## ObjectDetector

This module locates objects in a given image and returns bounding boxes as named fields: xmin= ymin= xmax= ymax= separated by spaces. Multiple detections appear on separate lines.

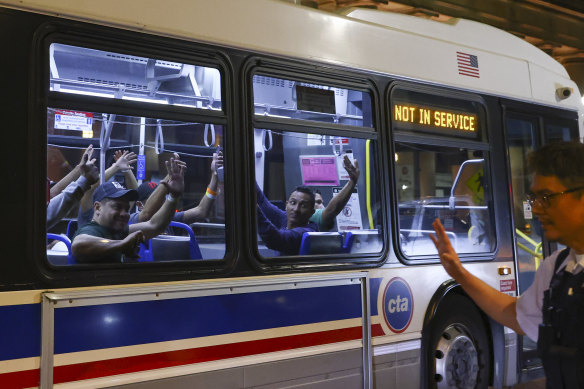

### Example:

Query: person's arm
xmin=430 ymin=218 xmax=524 ymax=334
xmin=47 ymin=177 xmax=90 ymax=229
xmin=72 ymin=231 xmax=144 ymax=263
xmin=130 ymin=157 xmax=185 ymax=240
xmin=113 ymin=149 xmax=138 ymax=190
xmin=50 ymin=145 xmax=94 ymax=198
xmin=78 ymin=150 xmax=138 ymax=214
xmin=47 ymin=151 xmax=99 ymax=229
xmin=182 ymin=151 xmax=222 ymax=224
xmin=256 ymin=182 xmax=286 ymax=228
xmin=320 ymin=156 xmax=360 ymax=230
xmin=137 ymin=153 xmax=187 ymax=222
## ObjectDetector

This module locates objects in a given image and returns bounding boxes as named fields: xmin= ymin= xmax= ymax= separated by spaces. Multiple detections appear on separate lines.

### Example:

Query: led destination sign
xmin=393 ymin=103 xmax=479 ymax=138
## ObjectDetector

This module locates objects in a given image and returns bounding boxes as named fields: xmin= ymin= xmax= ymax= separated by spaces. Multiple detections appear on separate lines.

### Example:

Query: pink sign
xmin=300 ymin=156 xmax=339 ymax=186
xmin=500 ymin=279 xmax=516 ymax=292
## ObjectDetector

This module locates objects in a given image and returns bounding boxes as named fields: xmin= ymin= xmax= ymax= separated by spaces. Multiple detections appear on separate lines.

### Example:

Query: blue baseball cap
xmin=93 ymin=181 xmax=138 ymax=203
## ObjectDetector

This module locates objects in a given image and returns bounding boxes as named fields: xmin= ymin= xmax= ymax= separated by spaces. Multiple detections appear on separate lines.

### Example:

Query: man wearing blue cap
xmin=72 ymin=158 xmax=184 ymax=263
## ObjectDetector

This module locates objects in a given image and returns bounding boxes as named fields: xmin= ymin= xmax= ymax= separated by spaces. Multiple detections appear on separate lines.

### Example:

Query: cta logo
xmin=382 ymin=277 xmax=413 ymax=333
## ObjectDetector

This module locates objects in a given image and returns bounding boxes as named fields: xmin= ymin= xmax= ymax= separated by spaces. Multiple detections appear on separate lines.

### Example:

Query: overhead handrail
xmin=262 ymin=129 xmax=273 ymax=151
xmin=204 ymin=124 xmax=215 ymax=147
xmin=99 ymin=113 xmax=115 ymax=183
xmin=154 ymin=119 xmax=164 ymax=154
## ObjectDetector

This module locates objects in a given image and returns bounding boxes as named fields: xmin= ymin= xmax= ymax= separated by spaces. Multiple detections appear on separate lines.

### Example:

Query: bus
xmin=0 ymin=1 xmax=582 ymax=388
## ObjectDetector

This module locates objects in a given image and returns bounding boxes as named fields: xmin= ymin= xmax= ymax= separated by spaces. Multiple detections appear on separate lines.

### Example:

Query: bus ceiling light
xmin=556 ymin=87 xmax=573 ymax=100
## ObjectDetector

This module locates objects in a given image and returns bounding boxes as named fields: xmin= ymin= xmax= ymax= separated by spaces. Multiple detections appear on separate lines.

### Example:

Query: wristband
xmin=206 ymin=187 xmax=217 ymax=199
xmin=206 ymin=187 xmax=218 ymax=196
xmin=165 ymin=193 xmax=177 ymax=202
xmin=120 ymin=168 xmax=130 ymax=173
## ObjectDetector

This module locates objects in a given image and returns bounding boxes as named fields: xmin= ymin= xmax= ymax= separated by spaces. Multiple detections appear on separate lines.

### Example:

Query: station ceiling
xmin=294 ymin=0 xmax=584 ymax=93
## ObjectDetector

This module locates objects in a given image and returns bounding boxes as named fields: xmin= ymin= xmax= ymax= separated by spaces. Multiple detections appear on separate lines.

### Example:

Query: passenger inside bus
xmin=77 ymin=149 xmax=139 ymax=228
xmin=255 ymin=155 xmax=360 ymax=255
xmin=71 ymin=157 xmax=185 ymax=263
xmin=47 ymin=145 xmax=99 ymax=229
xmin=256 ymin=185 xmax=318 ymax=255
xmin=130 ymin=151 xmax=222 ymax=226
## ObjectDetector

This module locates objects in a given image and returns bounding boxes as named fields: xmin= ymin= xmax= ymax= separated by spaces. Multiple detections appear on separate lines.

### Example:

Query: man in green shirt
xmin=72 ymin=157 xmax=184 ymax=263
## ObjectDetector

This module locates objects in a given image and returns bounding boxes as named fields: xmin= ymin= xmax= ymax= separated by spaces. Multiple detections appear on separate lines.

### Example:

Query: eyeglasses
xmin=526 ymin=186 xmax=584 ymax=208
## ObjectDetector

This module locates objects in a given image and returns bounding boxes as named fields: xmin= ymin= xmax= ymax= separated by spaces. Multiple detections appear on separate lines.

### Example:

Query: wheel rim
xmin=434 ymin=324 xmax=479 ymax=389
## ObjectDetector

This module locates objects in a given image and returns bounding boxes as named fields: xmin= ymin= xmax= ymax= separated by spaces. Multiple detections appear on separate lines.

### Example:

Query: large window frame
xmin=246 ymin=61 xmax=388 ymax=270
xmin=38 ymin=23 xmax=235 ymax=281
xmin=388 ymin=83 xmax=498 ymax=264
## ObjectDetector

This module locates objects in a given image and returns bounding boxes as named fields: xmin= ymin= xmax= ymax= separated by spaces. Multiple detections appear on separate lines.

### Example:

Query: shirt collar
xmin=563 ymin=250 xmax=584 ymax=274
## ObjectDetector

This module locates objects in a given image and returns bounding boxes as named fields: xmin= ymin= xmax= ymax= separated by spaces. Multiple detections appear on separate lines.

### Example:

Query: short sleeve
xmin=516 ymin=250 xmax=561 ymax=341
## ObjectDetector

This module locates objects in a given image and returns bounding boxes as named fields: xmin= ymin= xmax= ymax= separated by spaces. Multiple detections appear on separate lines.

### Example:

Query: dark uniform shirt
xmin=73 ymin=221 xmax=129 ymax=263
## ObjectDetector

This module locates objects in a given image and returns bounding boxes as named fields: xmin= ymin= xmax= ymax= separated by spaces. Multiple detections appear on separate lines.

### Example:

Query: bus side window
xmin=46 ymin=43 xmax=227 ymax=265
xmin=395 ymin=142 xmax=495 ymax=258
xmin=254 ymin=130 xmax=382 ymax=258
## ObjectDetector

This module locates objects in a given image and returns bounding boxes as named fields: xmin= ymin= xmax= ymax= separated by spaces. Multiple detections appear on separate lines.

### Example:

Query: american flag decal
xmin=457 ymin=51 xmax=480 ymax=78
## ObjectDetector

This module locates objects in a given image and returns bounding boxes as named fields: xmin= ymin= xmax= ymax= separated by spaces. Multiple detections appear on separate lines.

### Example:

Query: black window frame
xmin=244 ymin=58 xmax=389 ymax=271
xmin=36 ymin=20 xmax=237 ymax=285
xmin=388 ymin=82 xmax=499 ymax=265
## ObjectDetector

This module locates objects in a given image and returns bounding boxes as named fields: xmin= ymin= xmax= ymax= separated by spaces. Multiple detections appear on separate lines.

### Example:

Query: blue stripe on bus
xmin=54 ymin=284 xmax=362 ymax=354
xmin=370 ymin=277 xmax=382 ymax=316
xmin=0 ymin=304 xmax=41 ymax=360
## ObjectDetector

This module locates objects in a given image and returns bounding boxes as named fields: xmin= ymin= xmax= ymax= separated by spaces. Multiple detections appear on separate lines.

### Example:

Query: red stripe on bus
xmin=51 ymin=326 xmax=364 ymax=384
xmin=371 ymin=323 xmax=385 ymax=336
xmin=0 ymin=369 xmax=39 ymax=389
xmin=0 ymin=325 xmax=389 ymax=387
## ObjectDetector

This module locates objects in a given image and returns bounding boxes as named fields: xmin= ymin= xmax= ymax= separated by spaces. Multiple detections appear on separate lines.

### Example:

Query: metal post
xmin=40 ymin=293 xmax=55 ymax=389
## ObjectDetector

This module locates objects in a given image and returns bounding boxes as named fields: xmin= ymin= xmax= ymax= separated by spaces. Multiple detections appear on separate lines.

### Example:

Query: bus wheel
xmin=427 ymin=295 xmax=491 ymax=389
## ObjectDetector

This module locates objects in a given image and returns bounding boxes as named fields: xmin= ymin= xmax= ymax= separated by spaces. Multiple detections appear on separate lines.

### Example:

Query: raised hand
xmin=430 ymin=218 xmax=463 ymax=279
xmin=77 ymin=145 xmax=94 ymax=169
xmin=343 ymin=155 xmax=360 ymax=183
xmin=79 ymin=148 xmax=99 ymax=185
xmin=164 ymin=157 xmax=185 ymax=198
xmin=172 ymin=152 xmax=187 ymax=170
xmin=113 ymin=150 xmax=137 ymax=172
xmin=211 ymin=151 xmax=223 ymax=175
xmin=121 ymin=230 xmax=145 ymax=259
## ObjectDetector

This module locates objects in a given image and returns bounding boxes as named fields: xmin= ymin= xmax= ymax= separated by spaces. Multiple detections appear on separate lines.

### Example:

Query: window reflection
xmin=396 ymin=142 xmax=495 ymax=257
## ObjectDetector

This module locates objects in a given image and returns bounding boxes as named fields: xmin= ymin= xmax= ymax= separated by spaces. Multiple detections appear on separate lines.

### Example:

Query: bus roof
xmin=1 ymin=0 xmax=582 ymax=111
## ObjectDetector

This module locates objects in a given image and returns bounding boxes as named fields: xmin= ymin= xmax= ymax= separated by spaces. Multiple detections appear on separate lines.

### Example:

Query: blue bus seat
xmin=144 ymin=221 xmax=203 ymax=261
xmin=47 ymin=233 xmax=75 ymax=265
xmin=343 ymin=229 xmax=381 ymax=254
xmin=66 ymin=219 xmax=78 ymax=239
xmin=298 ymin=232 xmax=347 ymax=255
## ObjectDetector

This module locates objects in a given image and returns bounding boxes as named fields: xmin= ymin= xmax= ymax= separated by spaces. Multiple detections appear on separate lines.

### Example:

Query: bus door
xmin=505 ymin=110 xmax=579 ymax=380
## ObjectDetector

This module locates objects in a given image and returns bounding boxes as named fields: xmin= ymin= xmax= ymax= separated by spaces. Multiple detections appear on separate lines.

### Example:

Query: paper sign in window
xmin=299 ymin=156 xmax=339 ymax=186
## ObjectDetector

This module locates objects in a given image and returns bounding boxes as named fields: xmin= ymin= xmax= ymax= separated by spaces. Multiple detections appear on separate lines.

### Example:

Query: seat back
xmin=47 ymin=233 xmax=75 ymax=264
xmin=298 ymin=232 xmax=346 ymax=255
xmin=146 ymin=221 xmax=203 ymax=261
xmin=343 ymin=229 xmax=382 ymax=254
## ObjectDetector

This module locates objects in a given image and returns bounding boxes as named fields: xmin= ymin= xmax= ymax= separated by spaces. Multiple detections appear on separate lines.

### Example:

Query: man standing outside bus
xmin=431 ymin=141 xmax=584 ymax=388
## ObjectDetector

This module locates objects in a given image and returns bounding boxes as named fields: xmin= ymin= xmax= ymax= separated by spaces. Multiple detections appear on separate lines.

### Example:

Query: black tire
xmin=425 ymin=295 xmax=491 ymax=389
